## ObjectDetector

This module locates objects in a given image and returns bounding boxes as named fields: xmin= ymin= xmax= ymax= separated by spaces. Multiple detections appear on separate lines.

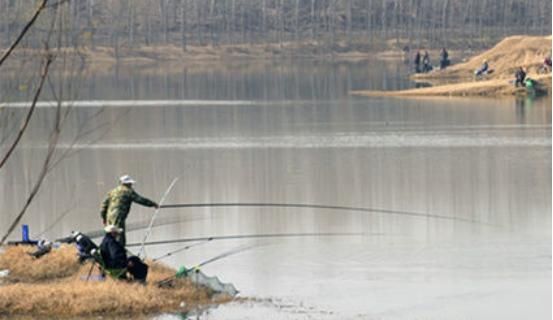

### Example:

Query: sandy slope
xmin=353 ymin=74 xmax=552 ymax=97
xmin=352 ymin=35 xmax=552 ymax=97
xmin=415 ymin=35 xmax=552 ymax=80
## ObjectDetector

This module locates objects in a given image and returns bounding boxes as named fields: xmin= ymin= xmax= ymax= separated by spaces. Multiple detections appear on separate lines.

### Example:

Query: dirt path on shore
xmin=352 ymin=74 xmax=552 ymax=97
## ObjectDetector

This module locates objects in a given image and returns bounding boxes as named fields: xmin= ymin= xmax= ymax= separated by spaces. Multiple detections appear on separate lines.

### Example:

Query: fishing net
xmin=176 ymin=266 xmax=238 ymax=297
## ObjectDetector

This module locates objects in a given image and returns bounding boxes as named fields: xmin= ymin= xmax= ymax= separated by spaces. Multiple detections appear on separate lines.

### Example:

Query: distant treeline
xmin=2 ymin=0 xmax=551 ymax=50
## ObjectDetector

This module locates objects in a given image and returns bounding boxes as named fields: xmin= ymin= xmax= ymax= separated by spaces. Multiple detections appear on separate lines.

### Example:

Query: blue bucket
xmin=22 ymin=224 xmax=30 ymax=242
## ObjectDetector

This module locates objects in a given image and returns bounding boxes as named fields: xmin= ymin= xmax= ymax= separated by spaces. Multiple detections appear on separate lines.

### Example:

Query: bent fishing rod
xmin=152 ymin=240 xmax=212 ymax=262
xmin=157 ymin=244 xmax=256 ymax=286
xmin=127 ymin=231 xmax=370 ymax=248
xmin=159 ymin=202 xmax=492 ymax=226
xmin=147 ymin=232 xmax=372 ymax=261
xmin=138 ymin=177 xmax=179 ymax=258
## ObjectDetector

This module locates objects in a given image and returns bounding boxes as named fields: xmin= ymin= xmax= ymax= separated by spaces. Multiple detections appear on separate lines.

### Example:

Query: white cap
xmin=104 ymin=225 xmax=123 ymax=233
xmin=119 ymin=175 xmax=136 ymax=185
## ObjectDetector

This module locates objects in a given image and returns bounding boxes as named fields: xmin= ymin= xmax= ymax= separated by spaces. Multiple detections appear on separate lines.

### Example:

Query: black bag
xmin=127 ymin=256 xmax=148 ymax=282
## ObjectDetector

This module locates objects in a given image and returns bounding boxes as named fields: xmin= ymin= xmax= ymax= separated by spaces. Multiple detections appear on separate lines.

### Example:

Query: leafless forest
xmin=1 ymin=0 xmax=551 ymax=51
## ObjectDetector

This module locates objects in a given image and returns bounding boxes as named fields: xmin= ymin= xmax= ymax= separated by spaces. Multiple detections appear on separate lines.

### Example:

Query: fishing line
xmin=34 ymin=203 xmax=76 ymax=238
xmin=127 ymin=231 xmax=369 ymax=248
xmin=160 ymin=202 xmax=492 ymax=225
xmin=195 ymin=244 xmax=255 ymax=269
xmin=64 ymin=214 xmax=209 ymax=241
xmin=54 ymin=200 xmax=491 ymax=243
xmin=152 ymin=239 xmax=212 ymax=262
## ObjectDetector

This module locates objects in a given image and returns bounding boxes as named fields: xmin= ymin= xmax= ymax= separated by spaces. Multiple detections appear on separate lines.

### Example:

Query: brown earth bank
xmin=0 ymin=37 xmax=473 ymax=76
xmin=2 ymin=40 xmax=380 ymax=70
xmin=351 ymin=35 xmax=552 ymax=98
xmin=0 ymin=245 xmax=233 ymax=317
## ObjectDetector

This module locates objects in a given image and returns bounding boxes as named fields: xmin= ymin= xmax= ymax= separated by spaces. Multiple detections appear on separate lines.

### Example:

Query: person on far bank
xmin=514 ymin=67 xmax=526 ymax=87
xmin=543 ymin=56 xmax=552 ymax=72
xmin=475 ymin=59 xmax=489 ymax=77
xmin=422 ymin=51 xmax=432 ymax=72
xmin=440 ymin=48 xmax=450 ymax=69
xmin=414 ymin=51 xmax=421 ymax=73
xmin=100 ymin=175 xmax=159 ymax=246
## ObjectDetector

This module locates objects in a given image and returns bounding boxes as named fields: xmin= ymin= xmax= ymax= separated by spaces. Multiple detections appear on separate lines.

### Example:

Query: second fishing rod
xmin=158 ymin=202 xmax=493 ymax=226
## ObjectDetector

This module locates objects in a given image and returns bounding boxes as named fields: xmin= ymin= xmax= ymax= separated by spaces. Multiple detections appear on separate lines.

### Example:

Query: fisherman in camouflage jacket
xmin=100 ymin=175 xmax=159 ymax=246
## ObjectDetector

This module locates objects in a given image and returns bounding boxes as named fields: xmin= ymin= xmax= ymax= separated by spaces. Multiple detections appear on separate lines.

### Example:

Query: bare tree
xmin=3 ymin=0 xmax=550 ymax=52
xmin=0 ymin=0 xmax=56 ymax=245
xmin=0 ymin=0 xmax=97 ymax=245
xmin=0 ymin=0 xmax=49 ymax=68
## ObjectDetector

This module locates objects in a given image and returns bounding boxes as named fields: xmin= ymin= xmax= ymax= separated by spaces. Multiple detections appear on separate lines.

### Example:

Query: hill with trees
xmin=1 ymin=0 xmax=551 ymax=54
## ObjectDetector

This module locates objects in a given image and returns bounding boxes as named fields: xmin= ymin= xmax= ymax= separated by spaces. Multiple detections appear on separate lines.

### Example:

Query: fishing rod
xmin=160 ymin=202 xmax=492 ymax=225
xmin=138 ymin=178 xmax=179 ymax=258
xmin=152 ymin=240 xmax=213 ymax=262
xmin=34 ymin=203 xmax=76 ymax=239
xmin=57 ymin=214 xmax=209 ymax=242
xmin=65 ymin=201 xmax=464 ymax=241
xmin=157 ymin=244 xmax=256 ymax=287
xmin=127 ymin=231 xmax=369 ymax=248
xmin=194 ymin=244 xmax=255 ymax=269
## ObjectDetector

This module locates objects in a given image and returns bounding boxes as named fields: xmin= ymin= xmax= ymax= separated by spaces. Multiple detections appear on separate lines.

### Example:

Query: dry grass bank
xmin=413 ymin=35 xmax=552 ymax=80
xmin=352 ymin=35 xmax=552 ymax=98
xmin=0 ymin=245 xmax=79 ymax=282
xmin=0 ymin=245 xmax=233 ymax=317
xmin=2 ymin=39 xmax=376 ymax=75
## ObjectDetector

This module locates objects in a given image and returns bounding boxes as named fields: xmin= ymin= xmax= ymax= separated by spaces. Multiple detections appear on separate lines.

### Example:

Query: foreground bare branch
xmin=0 ymin=55 xmax=53 ymax=170
xmin=0 ymin=108 xmax=61 ymax=245
xmin=0 ymin=0 xmax=49 ymax=68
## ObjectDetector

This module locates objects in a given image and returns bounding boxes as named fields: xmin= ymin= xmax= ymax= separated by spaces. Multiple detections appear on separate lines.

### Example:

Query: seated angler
xmin=544 ymin=57 xmax=552 ymax=72
xmin=475 ymin=60 xmax=489 ymax=77
xmin=99 ymin=225 xmax=129 ymax=279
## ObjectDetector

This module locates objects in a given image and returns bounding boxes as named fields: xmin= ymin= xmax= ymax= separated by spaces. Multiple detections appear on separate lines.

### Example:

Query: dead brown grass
xmin=0 ymin=246 xmax=233 ymax=317
xmin=0 ymin=245 xmax=79 ymax=282
xmin=413 ymin=35 xmax=552 ymax=81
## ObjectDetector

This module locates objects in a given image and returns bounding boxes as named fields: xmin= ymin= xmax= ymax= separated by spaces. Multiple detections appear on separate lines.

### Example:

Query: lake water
xmin=0 ymin=59 xmax=551 ymax=319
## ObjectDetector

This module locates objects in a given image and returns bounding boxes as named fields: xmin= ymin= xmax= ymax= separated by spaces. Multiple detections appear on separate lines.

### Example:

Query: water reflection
xmin=0 ymin=60 xmax=551 ymax=319
xmin=1 ymin=59 xmax=414 ymax=102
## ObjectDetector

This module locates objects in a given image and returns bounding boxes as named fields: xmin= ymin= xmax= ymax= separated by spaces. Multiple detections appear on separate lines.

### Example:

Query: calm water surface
xmin=0 ymin=60 xmax=551 ymax=319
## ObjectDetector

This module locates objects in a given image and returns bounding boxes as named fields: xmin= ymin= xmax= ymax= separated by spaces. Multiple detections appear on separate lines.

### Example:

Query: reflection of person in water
xmin=514 ymin=96 xmax=534 ymax=124
xmin=415 ymin=82 xmax=432 ymax=89
xmin=403 ymin=45 xmax=410 ymax=64
xmin=515 ymin=96 xmax=525 ymax=123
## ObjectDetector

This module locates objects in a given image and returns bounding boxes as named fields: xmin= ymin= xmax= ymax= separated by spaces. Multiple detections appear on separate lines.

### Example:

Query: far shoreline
xmin=1 ymin=40 xmax=469 ymax=76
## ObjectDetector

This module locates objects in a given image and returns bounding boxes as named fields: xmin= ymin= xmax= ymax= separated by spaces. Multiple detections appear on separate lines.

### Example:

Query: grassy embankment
xmin=1 ymin=36 xmax=480 ymax=76
xmin=0 ymin=245 xmax=232 ymax=317
xmin=2 ymin=39 xmax=375 ymax=75
xmin=351 ymin=35 xmax=552 ymax=97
